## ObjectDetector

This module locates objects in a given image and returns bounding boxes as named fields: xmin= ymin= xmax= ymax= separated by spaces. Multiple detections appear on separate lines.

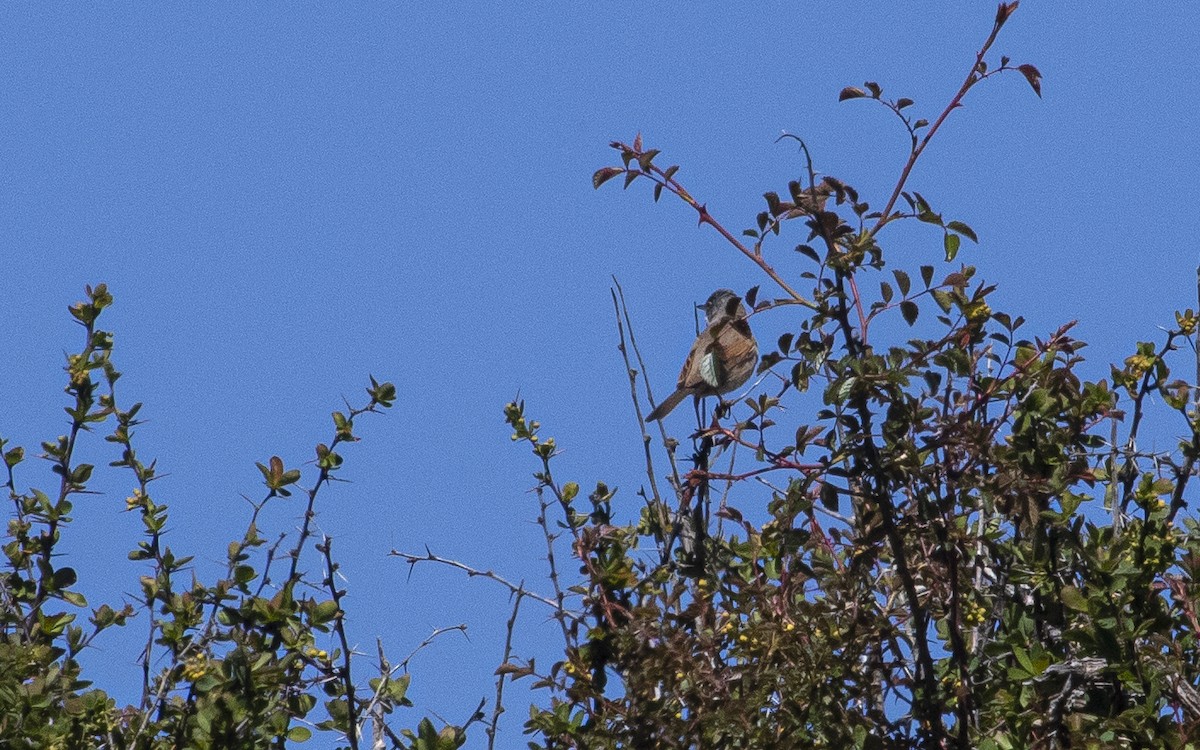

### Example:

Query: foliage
xmin=0 ymin=283 xmax=464 ymax=748
xmin=500 ymin=4 xmax=1200 ymax=748
xmin=7 ymin=4 xmax=1200 ymax=750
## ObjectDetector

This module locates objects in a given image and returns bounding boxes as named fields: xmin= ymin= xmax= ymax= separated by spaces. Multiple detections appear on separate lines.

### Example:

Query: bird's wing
xmin=697 ymin=346 xmax=723 ymax=389
xmin=678 ymin=327 xmax=724 ymax=391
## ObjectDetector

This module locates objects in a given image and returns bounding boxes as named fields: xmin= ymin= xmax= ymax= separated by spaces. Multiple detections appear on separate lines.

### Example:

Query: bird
xmin=646 ymin=289 xmax=759 ymax=422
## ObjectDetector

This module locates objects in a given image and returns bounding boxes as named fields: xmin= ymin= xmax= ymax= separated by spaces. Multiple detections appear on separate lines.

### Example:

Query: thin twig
xmin=390 ymin=548 xmax=565 ymax=612
xmin=398 ymin=625 xmax=470 ymax=672
xmin=609 ymin=145 xmax=814 ymax=306
xmin=610 ymin=279 xmax=678 ymax=565
xmin=487 ymin=586 xmax=526 ymax=750
xmin=870 ymin=5 xmax=1016 ymax=238
xmin=320 ymin=535 xmax=360 ymax=750
xmin=611 ymin=277 xmax=684 ymax=488
xmin=536 ymin=490 xmax=577 ymax=647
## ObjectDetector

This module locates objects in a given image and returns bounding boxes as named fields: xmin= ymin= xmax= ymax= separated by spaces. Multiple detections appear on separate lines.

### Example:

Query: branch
xmin=319 ymin=535 xmax=360 ymax=750
xmin=486 ymin=587 xmax=526 ymax=750
xmin=389 ymin=548 xmax=565 ymax=612
xmin=870 ymin=2 xmax=1024 ymax=238
xmin=601 ymin=143 xmax=815 ymax=307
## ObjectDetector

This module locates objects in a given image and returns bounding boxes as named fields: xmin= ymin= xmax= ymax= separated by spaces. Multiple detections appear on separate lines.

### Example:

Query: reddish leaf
xmin=943 ymin=272 xmax=968 ymax=288
xmin=996 ymin=1 xmax=1019 ymax=25
xmin=592 ymin=167 xmax=623 ymax=190
xmin=1017 ymin=63 xmax=1042 ymax=97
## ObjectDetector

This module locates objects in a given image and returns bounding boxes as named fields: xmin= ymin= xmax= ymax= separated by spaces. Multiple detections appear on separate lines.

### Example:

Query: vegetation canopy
xmin=518 ymin=4 xmax=1200 ymax=748
xmin=3 ymin=4 xmax=1199 ymax=749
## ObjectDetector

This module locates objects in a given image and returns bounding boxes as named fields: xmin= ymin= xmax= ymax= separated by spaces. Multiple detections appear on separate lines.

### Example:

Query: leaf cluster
xmin=0 ymin=285 xmax=457 ymax=748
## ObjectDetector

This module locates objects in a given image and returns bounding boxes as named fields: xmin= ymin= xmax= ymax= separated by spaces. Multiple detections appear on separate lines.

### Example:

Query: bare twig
xmin=398 ymin=624 xmax=469 ymax=672
xmin=320 ymin=535 xmax=360 ymax=750
xmin=536 ymin=490 xmax=577 ymax=647
xmin=610 ymin=279 xmax=685 ymax=565
xmin=486 ymin=586 xmax=526 ymax=750
xmin=389 ymin=548 xmax=564 ymax=612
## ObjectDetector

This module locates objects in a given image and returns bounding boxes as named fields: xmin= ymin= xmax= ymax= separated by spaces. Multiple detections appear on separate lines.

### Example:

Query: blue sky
xmin=2 ymin=3 xmax=1198 ymax=746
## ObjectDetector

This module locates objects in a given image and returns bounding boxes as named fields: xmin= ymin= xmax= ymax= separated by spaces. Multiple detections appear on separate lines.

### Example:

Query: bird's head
xmin=700 ymin=288 xmax=746 ymax=324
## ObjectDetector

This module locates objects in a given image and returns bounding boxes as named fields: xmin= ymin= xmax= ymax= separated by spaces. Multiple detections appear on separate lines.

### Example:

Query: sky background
xmin=1 ymin=3 xmax=1198 ymax=747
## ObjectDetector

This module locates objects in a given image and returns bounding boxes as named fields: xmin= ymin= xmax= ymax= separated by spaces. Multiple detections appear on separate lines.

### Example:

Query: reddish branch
xmin=871 ymin=2 xmax=1024 ymax=238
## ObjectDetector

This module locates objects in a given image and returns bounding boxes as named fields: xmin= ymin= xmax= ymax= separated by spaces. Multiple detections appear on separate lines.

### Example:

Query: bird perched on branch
xmin=647 ymin=289 xmax=759 ymax=421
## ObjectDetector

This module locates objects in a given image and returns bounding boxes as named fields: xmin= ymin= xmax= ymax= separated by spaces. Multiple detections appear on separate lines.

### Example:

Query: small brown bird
xmin=647 ymin=289 xmax=759 ymax=421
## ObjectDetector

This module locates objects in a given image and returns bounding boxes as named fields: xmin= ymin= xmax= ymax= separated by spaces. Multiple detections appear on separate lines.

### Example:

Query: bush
xmin=0 ymin=283 xmax=461 ymax=748
xmin=6 ymin=4 xmax=1200 ymax=749
xmin=495 ymin=4 xmax=1200 ymax=748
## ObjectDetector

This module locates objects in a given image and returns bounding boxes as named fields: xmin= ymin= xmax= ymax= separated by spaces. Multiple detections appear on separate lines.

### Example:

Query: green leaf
xmin=92 ymin=604 xmax=116 ymax=628
xmin=920 ymin=265 xmax=934 ymax=288
xmin=71 ymin=463 xmax=94 ymax=484
xmin=234 ymin=565 xmax=257 ymax=585
xmin=946 ymin=220 xmax=978 ymax=243
xmin=287 ymin=726 xmax=312 ymax=742
xmin=838 ymin=86 xmax=867 ymax=101
xmin=795 ymin=244 xmax=820 ymax=263
xmin=820 ymin=482 xmax=839 ymax=511
xmin=52 ymin=567 xmax=78 ymax=590
xmin=923 ymin=371 xmax=942 ymax=394
xmin=369 ymin=378 xmax=397 ymax=407
xmin=914 ymin=193 xmax=938 ymax=222
xmin=1060 ymin=586 xmax=1089 ymax=613
xmin=3 ymin=445 xmax=24 ymax=468
xmin=944 ymin=233 xmax=961 ymax=261
xmin=389 ymin=673 xmax=412 ymax=703
xmin=1011 ymin=645 xmax=1038 ymax=676
xmin=836 ymin=377 xmax=855 ymax=404
xmin=900 ymin=300 xmax=919 ymax=326
xmin=311 ymin=599 xmax=341 ymax=626
xmin=61 ymin=591 xmax=88 ymax=607
xmin=893 ymin=269 xmax=911 ymax=297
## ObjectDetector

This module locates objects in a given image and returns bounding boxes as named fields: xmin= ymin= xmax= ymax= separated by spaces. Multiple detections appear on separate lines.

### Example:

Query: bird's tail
xmin=647 ymin=389 xmax=688 ymax=422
